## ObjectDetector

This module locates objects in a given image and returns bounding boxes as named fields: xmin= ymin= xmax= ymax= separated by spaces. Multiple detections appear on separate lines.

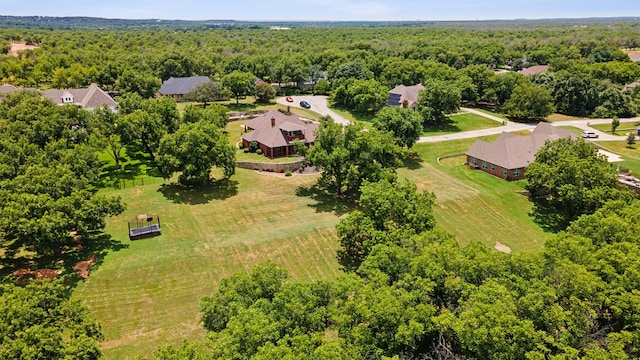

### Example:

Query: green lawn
xmin=77 ymin=130 xmax=554 ymax=359
xmin=400 ymin=136 xmax=553 ymax=252
xmin=589 ymin=122 xmax=639 ymax=135
xmin=74 ymin=169 xmax=346 ymax=359
xmin=596 ymin=140 xmax=640 ymax=174
xmin=422 ymin=113 xmax=503 ymax=136
xmin=471 ymin=108 xmax=510 ymax=121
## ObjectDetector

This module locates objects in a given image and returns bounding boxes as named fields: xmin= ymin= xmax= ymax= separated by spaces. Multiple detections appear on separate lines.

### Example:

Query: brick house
xmin=466 ymin=123 xmax=576 ymax=180
xmin=241 ymin=110 xmax=317 ymax=158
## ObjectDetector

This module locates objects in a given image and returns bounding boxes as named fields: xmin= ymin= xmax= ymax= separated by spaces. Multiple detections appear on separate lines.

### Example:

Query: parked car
xmin=581 ymin=131 xmax=599 ymax=139
xmin=285 ymin=96 xmax=293 ymax=102
xmin=300 ymin=100 xmax=311 ymax=109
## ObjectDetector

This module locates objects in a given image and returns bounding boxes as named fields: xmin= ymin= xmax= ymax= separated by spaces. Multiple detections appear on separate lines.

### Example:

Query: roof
xmin=388 ymin=84 xmax=425 ymax=107
xmin=623 ymin=81 xmax=640 ymax=92
xmin=517 ymin=65 xmax=549 ymax=76
xmin=466 ymin=123 xmax=576 ymax=170
xmin=241 ymin=110 xmax=317 ymax=148
xmin=158 ymin=76 xmax=212 ymax=96
xmin=627 ymin=52 xmax=640 ymax=63
xmin=42 ymin=84 xmax=117 ymax=109
xmin=0 ymin=84 xmax=18 ymax=95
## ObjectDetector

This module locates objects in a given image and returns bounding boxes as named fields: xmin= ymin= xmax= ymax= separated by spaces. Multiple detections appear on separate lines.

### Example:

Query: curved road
xmin=277 ymin=96 xmax=639 ymax=143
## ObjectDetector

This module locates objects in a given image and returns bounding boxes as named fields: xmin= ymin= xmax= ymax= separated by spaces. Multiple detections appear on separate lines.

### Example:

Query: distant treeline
xmin=0 ymin=15 xmax=639 ymax=30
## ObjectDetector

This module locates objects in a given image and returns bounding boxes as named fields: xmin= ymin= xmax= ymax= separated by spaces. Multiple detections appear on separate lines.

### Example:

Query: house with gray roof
xmin=42 ymin=83 xmax=117 ymax=110
xmin=158 ymin=76 xmax=213 ymax=102
xmin=466 ymin=123 xmax=576 ymax=180
xmin=241 ymin=110 xmax=317 ymax=158
xmin=388 ymin=84 xmax=425 ymax=109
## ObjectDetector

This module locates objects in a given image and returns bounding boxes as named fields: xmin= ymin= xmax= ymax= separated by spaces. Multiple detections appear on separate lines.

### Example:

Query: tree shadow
xmin=0 ymin=232 xmax=129 ymax=284
xmin=158 ymin=178 xmax=239 ymax=205
xmin=403 ymin=151 xmax=424 ymax=170
xmin=295 ymin=184 xmax=355 ymax=216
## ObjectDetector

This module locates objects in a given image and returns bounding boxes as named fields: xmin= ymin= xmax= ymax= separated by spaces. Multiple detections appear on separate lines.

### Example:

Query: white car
xmin=581 ymin=131 xmax=599 ymax=139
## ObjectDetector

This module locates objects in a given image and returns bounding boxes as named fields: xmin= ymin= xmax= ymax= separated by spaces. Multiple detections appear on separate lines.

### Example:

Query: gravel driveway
xmin=276 ymin=95 xmax=350 ymax=125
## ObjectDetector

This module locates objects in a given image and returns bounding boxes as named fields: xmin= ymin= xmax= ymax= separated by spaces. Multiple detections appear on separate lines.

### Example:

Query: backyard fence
xmin=113 ymin=177 xmax=162 ymax=189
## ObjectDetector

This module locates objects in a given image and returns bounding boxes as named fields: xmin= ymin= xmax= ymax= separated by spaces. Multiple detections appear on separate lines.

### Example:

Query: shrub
xmin=256 ymin=149 xmax=263 ymax=155
xmin=284 ymin=170 xmax=292 ymax=177
xmin=627 ymin=132 xmax=636 ymax=148
xmin=238 ymin=143 xmax=244 ymax=149
xmin=249 ymin=141 xmax=259 ymax=153
xmin=243 ymin=148 xmax=250 ymax=153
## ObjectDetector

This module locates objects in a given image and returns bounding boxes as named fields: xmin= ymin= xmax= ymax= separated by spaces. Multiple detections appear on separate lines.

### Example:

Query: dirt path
xmin=8 ymin=43 xmax=38 ymax=56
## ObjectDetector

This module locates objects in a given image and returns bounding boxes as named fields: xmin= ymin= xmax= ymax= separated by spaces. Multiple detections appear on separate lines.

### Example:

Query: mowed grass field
xmin=400 ymin=135 xmax=552 ymax=252
xmin=74 ymin=169 xmax=346 ymax=359
xmin=74 ymin=124 xmax=553 ymax=359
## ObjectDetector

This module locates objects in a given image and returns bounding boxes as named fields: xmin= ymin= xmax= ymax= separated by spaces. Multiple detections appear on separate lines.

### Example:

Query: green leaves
xmin=158 ymin=120 xmax=236 ymax=185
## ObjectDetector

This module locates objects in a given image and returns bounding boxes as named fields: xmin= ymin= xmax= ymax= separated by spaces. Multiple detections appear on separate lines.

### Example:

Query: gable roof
xmin=242 ymin=110 xmax=317 ymax=148
xmin=467 ymin=123 xmax=576 ymax=170
xmin=517 ymin=65 xmax=549 ymax=76
xmin=388 ymin=84 xmax=425 ymax=107
xmin=158 ymin=76 xmax=212 ymax=96
xmin=42 ymin=84 xmax=117 ymax=109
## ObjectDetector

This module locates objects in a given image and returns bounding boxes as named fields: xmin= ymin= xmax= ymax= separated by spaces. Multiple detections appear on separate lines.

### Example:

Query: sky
xmin=1 ymin=0 xmax=639 ymax=21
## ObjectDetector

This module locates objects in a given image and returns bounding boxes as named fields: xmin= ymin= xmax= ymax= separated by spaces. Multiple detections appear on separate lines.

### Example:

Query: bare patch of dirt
xmin=494 ymin=242 xmax=512 ymax=254
xmin=13 ymin=268 xmax=62 ymax=284
xmin=8 ymin=43 xmax=38 ymax=57
xmin=73 ymin=254 xmax=97 ymax=279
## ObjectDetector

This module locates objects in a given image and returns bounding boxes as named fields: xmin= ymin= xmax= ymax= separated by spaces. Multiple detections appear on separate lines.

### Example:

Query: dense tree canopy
xmin=503 ymin=82 xmax=555 ymax=120
xmin=526 ymin=137 xmax=632 ymax=231
xmin=158 ymin=120 xmax=235 ymax=185
xmin=0 ymin=282 xmax=104 ymax=359
xmin=0 ymin=91 xmax=124 ymax=264
xmin=305 ymin=118 xmax=405 ymax=196
xmin=372 ymin=106 xmax=423 ymax=148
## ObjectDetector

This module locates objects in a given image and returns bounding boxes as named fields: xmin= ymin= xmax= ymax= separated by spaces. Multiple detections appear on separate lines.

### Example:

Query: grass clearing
xmin=589 ymin=123 xmax=638 ymax=135
xmin=547 ymin=113 xmax=585 ymax=122
xmin=79 ymin=126 xmax=554 ymax=359
xmin=471 ymin=108 xmax=510 ymax=121
xmin=74 ymin=169 xmax=346 ymax=359
xmin=401 ymin=136 xmax=552 ymax=252
xmin=422 ymin=113 xmax=502 ymax=136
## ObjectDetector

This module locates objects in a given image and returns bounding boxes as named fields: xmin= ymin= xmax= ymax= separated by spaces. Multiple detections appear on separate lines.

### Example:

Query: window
xmin=471 ymin=157 xmax=477 ymax=164
xmin=503 ymin=168 xmax=507 ymax=176
xmin=514 ymin=168 xmax=520 ymax=176
xmin=491 ymin=164 xmax=495 ymax=171
xmin=482 ymin=161 xmax=487 ymax=169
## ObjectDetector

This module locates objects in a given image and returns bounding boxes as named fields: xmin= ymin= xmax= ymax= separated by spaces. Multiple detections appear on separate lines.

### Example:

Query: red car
xmin=285 ymin=96 xmax=294 ymax=102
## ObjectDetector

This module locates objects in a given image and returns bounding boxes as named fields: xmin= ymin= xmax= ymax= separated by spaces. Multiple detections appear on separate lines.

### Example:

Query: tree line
xmin=1 ymin=24 xmax=639 ymax=120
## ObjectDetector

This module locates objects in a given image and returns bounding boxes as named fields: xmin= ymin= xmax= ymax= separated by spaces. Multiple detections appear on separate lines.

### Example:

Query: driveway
xmin=276 ymin=96 xmax=350 ymax=125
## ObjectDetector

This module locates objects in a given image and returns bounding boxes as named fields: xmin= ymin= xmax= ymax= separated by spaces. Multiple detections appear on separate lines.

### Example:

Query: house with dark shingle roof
xmin=466 ymin=123 xmax=576 ymax=180
xmin=388 ymin=84 xmax=425 ymax=109
xmin=42 ymin=83 xmax=117 ymax=110
xmin=158 ymin=76 xmax=213 ymax=102
xmin=241 ymin=110 xmax=318 ymax=158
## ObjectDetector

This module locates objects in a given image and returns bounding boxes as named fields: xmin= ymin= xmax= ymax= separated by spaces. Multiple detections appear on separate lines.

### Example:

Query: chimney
xmin=271 ymin=116 xmax=276 ymax=127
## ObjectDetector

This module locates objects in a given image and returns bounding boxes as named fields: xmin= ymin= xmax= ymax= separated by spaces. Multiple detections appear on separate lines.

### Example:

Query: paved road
xmin=277 ymin=96 xmax=639 ymax=143
xmin=276 ymin=95 xmax=350 ymax=125
xmin=417 ymin=110 xmax=640 ymax=143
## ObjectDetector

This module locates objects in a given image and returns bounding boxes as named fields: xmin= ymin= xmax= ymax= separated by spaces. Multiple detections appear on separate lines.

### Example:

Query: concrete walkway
xmin=276 ymin=95 xmax=350 ymax=125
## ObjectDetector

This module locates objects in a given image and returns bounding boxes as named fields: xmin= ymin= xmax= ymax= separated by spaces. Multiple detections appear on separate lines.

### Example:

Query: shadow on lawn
xmin=158 ymin=178 xmax=239 ymax=205
xmin=0 ymin=232 xmax=128 ymax=283
xmin=295 ymin=184 xmax=355 ymax=216
xmin=403 ymin=151 xmax=424 ymax=170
